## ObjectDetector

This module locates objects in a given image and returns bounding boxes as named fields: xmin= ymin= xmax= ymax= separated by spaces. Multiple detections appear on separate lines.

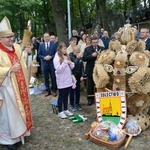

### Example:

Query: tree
xmin=78 ymin=0 xmax=84 ymax=29
xmin=51 ymin=0 xmax=68 ymax=44
xmin=96 ymin=0 xmax=110 ymax=34
xmin=0 ymin=0 xmax=149 ymax=41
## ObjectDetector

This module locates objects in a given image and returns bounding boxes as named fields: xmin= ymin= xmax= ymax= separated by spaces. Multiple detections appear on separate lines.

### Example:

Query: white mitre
xmin=0 ymin=16 xmax=14 ymax=37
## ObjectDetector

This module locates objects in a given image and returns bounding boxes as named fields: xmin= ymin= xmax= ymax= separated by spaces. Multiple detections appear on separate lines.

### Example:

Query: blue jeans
xmin=58 ymin=87 xmax=71 ymax=112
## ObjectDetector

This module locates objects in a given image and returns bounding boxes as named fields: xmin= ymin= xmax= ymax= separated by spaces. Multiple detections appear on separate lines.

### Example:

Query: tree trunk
xmin=43 ymin=1 xmax=51 ymax=33
xmin=99 ymin=0 xmax=110 ymax=33
xmin=124 ymin=0 xmax=127 ymax=18
xmin=96 ymin=0 xmax=102 ymax=27
xmin=131 ymin=0 xmax=136 ymax=9
xmin=51 ymin=0 xmax=68 ymax=44
xmin=71 ymin=0 xmax=74 ymax=29
xmin=78 ymin=0 xmax=84 ymax=29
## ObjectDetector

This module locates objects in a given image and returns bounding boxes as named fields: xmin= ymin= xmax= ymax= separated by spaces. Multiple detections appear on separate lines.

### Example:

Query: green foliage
xmin=71 ymin=0 xmax=96 ymax=29
xmin=0 ymin=0 xmax=148 ymax=40
xmin=0 ymin=0 xmax=53 ymax=39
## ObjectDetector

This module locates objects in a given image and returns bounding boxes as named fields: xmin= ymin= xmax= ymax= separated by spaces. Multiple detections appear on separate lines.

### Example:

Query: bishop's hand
xmin=10 ymin=63 xmax=20 ymax=73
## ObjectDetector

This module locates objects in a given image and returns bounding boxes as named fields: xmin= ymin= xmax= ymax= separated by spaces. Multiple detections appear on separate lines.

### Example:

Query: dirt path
xmin=0 ymin=91 xmax=150 ymax=150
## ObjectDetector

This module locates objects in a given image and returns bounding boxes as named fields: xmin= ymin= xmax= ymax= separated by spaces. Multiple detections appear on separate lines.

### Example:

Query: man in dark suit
xmin=38 ymin=32 xmax=57 ymax=97
xmin=146 ymin=38 xmax=150 ymax=51
xmin=140 ymin=28 xmax=150 ymax=51
xmin=101 ymin=30 xmax=110 ymax=50
xmin=83 ymin=37 xmax=105 ymax=105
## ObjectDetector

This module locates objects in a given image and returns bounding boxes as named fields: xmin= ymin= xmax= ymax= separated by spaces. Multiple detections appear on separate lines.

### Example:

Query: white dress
xmin=0 ymin=76 xmax=30 ymax=145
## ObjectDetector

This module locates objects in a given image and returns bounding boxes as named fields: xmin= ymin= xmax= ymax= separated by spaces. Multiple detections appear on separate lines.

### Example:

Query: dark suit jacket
xmin=83 ymin=45 xmax=105 ymax=76
xmin=146 ymin=38 xmax=150 ymax=51
xmin=38 ymin=42 xmax=57 ymax=67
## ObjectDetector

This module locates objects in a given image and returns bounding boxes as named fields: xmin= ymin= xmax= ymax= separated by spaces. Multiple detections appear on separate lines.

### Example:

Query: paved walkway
xmin=0 ymin=90 xmax=150 ymax=150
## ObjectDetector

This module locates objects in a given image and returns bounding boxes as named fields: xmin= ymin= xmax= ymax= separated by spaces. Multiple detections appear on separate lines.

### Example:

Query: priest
xmin=0 ymin=17 xmax=33 ymax=150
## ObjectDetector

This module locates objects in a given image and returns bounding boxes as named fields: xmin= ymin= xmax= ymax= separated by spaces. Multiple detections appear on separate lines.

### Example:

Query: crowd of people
xmin=12 ymin=26 xmax=150 ymax=111
xmin=0 ymin=15 xmax=150 ymax=150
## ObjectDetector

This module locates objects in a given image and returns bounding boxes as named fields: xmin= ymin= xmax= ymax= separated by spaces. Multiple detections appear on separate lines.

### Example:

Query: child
xmin=69 ymin=45 xmax=84 ymax=111
xmin=53 ymin=42 xmax=74 ymax=119
xmin=66 ymin=37 xmax=77 ymax=55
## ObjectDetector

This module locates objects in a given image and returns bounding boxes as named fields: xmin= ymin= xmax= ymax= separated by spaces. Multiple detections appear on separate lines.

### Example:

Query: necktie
xmin=46 ymin=43 xmax=49 ymax=51
xmin=94 ymin=47 xmax=97 ymax=52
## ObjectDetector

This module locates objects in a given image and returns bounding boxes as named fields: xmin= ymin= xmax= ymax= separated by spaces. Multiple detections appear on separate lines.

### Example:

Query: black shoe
xmin=6 ymin=144 xmax=17 ymax=150
xmin=87 ymin=100 xmax=93 ymax=106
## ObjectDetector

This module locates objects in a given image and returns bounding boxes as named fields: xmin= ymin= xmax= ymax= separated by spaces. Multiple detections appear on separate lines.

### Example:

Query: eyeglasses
xmin=1 ymin=35 xmax=15 ymax=39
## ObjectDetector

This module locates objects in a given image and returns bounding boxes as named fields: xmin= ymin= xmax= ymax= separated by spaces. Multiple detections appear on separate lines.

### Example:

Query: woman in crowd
xmin=78 ymin=33 xmax=87 ymax=47
xmin=80 ymin=36 xmax=91 ymax=54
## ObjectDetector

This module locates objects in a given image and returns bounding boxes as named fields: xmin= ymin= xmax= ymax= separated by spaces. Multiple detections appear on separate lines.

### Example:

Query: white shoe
xmin=64 ymin=110 xmax=73 ymax=116
xmin=58 ymin=111 xmax=67 ymax=119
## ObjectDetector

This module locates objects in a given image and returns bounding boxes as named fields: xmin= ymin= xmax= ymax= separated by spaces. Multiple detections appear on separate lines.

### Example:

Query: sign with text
xmin=95 ymin=91 xmax=126 ymax=129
